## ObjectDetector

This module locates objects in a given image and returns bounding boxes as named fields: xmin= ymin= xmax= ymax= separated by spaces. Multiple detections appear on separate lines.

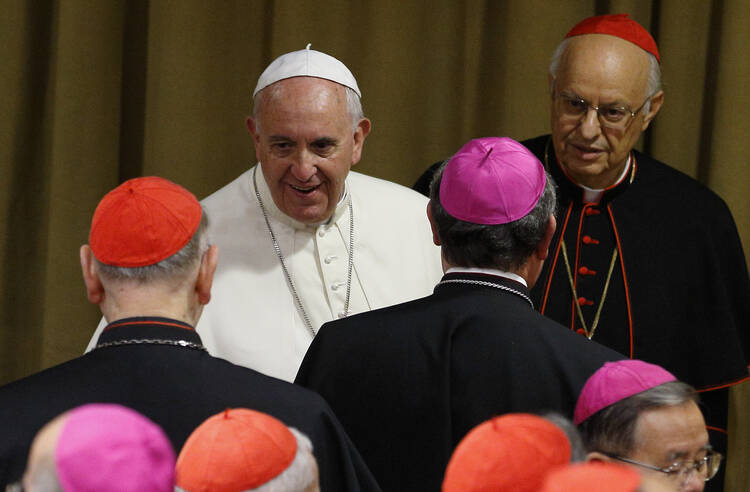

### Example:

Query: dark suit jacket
xmin=296 ymin=273 xmax=623 ymax=492
xmin=0 ymin=317 xmax=380 ymax=491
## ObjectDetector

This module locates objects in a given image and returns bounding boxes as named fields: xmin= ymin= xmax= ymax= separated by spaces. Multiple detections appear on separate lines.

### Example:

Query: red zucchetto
xmin=566 ymin=13 xmax=660 ymax=63
xmin=89 ymin=176 xmax=202 ymax=268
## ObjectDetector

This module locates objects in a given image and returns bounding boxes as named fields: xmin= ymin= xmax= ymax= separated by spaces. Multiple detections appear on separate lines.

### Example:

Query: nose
xmin=681 ymin=469 xmax=705 ymax=492
xmin=289 ymin=150 xmax=317 ymax=182
xmin=578 ymin=107 xmax=602 ymax=140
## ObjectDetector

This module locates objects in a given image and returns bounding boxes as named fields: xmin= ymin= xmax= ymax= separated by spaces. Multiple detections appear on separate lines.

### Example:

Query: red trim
xmin=104 ymin=320 xmax=195 ymax=331
xmin=541 ymin=203 xmax=574 ymax=314
xmin=607 ymin=204 xmax=634 ymax=358
xmin=696 ymin=374 xmax=750 ymax=392
xmin=706 ymin=426 xmax=727 ymax=435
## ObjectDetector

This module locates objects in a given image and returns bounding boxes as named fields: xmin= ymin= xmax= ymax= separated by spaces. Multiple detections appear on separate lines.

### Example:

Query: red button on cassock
xmin=578 ymin=297 xmax=594 ymax=306
xmin=584 ymin=208 xmax=600 ymax=216
xmin=582 ymin=235 xmax=600 ymax=245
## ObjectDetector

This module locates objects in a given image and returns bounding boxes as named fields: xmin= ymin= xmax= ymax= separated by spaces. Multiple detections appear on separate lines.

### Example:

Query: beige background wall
xmin=1 ymin=0 xmax=748 ymax=487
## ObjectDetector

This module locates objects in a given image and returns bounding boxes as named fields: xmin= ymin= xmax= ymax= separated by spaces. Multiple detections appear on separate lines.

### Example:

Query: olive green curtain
xmin=1 ymin=0 xmax=748 ymax=487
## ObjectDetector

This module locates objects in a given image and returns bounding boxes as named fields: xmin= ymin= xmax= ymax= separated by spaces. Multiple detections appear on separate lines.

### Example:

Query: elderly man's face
xmin=550 ymin=34 xmax=663 ymax=189
xmin=629 ymin=401 xmax=710 ymax=492
xmin=248 ymin=77 xmax=370 ymax=224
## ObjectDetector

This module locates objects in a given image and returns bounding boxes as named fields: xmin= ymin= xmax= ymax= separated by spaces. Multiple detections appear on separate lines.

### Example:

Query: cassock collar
xmin=97 ymin=316 xmax=204 ymax=347
xmin=445 ymin=266 xmax=527 ymax=287
xmin=435 ymin=271 xmax=532 ymax=307
xmin=253 ymin=163 xmax=351 ymax=231
xmin=543 ymin=136 xmax=635 ymax=206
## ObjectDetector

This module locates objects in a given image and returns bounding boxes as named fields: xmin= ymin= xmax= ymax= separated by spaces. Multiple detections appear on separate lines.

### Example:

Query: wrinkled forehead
xmin=556 ymin=34 xmax=651 ymax=101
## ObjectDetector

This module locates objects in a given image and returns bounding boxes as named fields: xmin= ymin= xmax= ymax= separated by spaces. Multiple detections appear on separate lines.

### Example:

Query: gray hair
xmin=23 ymin=454 xmax=65 ymax=492
xmin=542 ymin=412 xmax=588 ymax=462
xmin=548 ymin=37 xmax=662 ymax=113
xmin=251 ymin=428 xmax=318 ymax=492
xmin=578 ymin=381 xmax=699 ymax=457
xmin=429 ymin=161 xmax=557 ymax=271
xmin=253 ymin=82 xmax=364 ymax=133
xmin=174 ymin=428 xmax=318 ymax=492
xmin=95 ymin=210 xmax=209 ymax=283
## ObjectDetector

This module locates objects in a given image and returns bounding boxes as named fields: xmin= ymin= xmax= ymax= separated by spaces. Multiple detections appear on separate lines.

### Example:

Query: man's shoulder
xmin=201 ymin=169 xmax=253 ymax=211
xmin=630 ymin=150 xmax=734 ymax=219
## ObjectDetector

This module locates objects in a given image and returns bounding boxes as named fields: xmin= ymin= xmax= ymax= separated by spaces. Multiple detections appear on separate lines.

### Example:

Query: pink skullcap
xmin=90 ymin=176 xmax=202 ymax=268
xmin=55 ymin=403 xmax=175 ymax=492
xmin=440 ymin=137 xmax=546 ymax=225
xmin=176 ymin=408 xmax=297 ymax=491
xmin=442 ymin=414 xmax=571 ymax=492
xmin=540 ymin=462 xmax=641 ymax=492
xmin=566 ymin=14 xmax=660 ymax=63
xmin=574 ymin=360 xmax=677 ymax=425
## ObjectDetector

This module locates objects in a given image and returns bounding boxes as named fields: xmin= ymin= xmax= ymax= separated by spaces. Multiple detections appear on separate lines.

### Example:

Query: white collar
xmin=445 ymin=267 xmax=527 ymax=288
xmin=578 ymin=154 xmax=632 ymax=203
xmin=253 ymin=164 xmax=350 ymax=230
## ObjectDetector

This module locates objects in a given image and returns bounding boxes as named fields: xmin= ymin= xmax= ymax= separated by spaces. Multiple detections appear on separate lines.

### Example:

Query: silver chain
xmin=437 ymin=278 xmax=534 ymax=309
xmin=96 ymin=338 xmax=207 ymax=351
xmin=253 ymin=167 xmax=354 ymax=337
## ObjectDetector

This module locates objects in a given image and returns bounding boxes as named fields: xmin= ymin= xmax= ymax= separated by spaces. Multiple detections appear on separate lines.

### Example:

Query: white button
xmin=324 ymin=255 xmax=338 ymax=264
xmin=338 ymin=311 xmax=347 ymax=318
xmin=331 ymin=281 xmax=346 ymax=291
xmin=318 ymin=229 xmax=326 ymax=237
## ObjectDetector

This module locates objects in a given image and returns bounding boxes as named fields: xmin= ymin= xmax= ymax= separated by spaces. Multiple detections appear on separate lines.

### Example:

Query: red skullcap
xmin=442 ymin=414 xmax=571 ymax=492
xmin=540 ymin=462 xmax=641 ymax=492
xmin=566 ymin=14 xmax=660 ymax=63
xmin=175 ymin=408 xmax=297 ymax=492
xmin=89 ymin=176 xmax=202 ymax=268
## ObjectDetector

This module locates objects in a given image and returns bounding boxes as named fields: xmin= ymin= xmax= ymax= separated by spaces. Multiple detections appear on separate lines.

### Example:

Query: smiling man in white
xmin=85 ymin=46 xmax=442 ymax=382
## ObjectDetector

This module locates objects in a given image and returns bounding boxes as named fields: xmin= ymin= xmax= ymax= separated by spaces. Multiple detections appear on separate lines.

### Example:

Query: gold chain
xmin=561 ymin=242 xmax=617 ymax=339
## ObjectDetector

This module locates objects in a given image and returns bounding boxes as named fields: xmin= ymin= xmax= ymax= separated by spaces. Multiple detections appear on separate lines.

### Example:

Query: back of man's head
xmin=21 ymin=403 xmax=175 ymax=492
xmin=442 ymin=413 xmax=572 ymax=492
xmin=80 ymin=176 xmax=217 ymax=324
xmin=175 ymin=408 xmax=319 ymax=492
xmin=89 ymin=176 xmax=206 ymax=283
xmin=429 ymin=137 xmax=556 ymax=273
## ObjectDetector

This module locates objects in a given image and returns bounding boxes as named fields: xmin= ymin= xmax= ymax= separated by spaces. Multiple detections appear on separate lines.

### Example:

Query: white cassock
xmin=86 ymin=165 xmax=443 ymax=381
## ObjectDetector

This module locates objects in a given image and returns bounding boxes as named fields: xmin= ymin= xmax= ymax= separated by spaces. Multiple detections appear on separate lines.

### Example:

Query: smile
xmin=289 ymin=183 xmax=320 ymax=194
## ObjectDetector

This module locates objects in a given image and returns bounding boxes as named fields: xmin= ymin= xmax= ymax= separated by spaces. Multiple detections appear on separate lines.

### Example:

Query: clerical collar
xmin=579 ymin=155 xmax=632 ymax=203
xmin=445 ymin=267 xmax=527 ymax=287
xmin=252 ymin=163 xmax=350 ymax=230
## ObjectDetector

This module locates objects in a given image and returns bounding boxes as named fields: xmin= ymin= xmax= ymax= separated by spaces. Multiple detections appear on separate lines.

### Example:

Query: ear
xmin=350 ymin=118 xmax=372 ymax=166
xmin=80 ymin=245 xmax=105 ymax=305
xmin=534 ymin=215 xmax=557 ymax=260
xmin=640 ymin=90 xmax=664 ymax=131
xmin=196 ymin=245 xmax=219 ymax=305
xmin=586 ymin=451 xmax=615 ymax=463
xmin=426 ymin=201 xmax=441 ymax=246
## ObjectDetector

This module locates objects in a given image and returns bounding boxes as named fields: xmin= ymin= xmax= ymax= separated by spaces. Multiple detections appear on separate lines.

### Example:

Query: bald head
xmin=548 ymin=34 xmax=664 ymax=189
xmin=22 ymin=414 xmax=67 ymax=491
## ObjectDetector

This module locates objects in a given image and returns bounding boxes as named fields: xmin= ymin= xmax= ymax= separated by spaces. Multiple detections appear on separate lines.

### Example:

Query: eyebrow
xmin=312 ymin=137 xmax=338 ymax=146
xmin=560 ymin=91 xmax=630 ymax=108
xmin=667 ymin=444 xmax=712 ymax=461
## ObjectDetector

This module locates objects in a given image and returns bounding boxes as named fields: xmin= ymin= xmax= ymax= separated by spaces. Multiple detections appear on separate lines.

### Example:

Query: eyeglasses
xmin=605 ymin=450 xmax=723 ymax=484
xmin=554 ymin=92 xmax=652 ymax=130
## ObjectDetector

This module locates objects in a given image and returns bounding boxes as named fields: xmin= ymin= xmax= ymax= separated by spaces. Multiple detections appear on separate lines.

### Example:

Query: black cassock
xmin=296 ymin=273 xmax=622 ymax=492
xmin=0 ymin=318 xmax=380 ymax=492
xmin=414 ymin=135 xmax=750 ymax=490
